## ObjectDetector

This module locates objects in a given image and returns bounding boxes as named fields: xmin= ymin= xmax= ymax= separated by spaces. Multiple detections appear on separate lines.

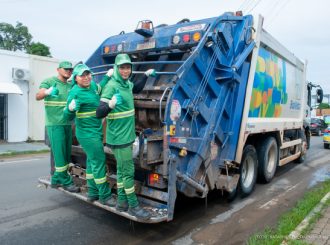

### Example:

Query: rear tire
xmin=296 ymin=130 xmax=307 ymax=163
xmin=324 ymin=143 xmax=330 ymax=149
xmin=239 ymin=145 xmax=258 ymax=197
xmin=257 ymin=137 xmax=278 ymax=183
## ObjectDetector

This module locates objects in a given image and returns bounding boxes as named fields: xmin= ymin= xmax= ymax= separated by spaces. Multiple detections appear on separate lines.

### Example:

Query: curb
xmin=281 ymin=191 xmax=330 ymax=244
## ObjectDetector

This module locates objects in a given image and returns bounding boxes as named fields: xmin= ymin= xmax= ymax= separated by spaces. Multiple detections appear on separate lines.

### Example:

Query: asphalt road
xmin=0 ymin=136 xmax=329 ymax=245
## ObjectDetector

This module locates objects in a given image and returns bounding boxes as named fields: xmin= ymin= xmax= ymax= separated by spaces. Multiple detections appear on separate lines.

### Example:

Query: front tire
xmin=257 ymin=137 xmax=278 ymax=183
xmin=239 ymin=145 xmax=258 ymax=197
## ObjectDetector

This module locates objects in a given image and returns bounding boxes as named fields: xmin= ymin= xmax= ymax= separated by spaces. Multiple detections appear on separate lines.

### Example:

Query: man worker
xmin=36 ymin=61 xmax=80 ymax=193
xmin=96 ymin=54 xmax=156 ymax=220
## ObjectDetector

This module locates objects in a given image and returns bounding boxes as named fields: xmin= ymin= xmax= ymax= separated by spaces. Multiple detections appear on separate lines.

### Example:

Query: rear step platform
xmin=38 ymin=176 xmax=168 ymax=223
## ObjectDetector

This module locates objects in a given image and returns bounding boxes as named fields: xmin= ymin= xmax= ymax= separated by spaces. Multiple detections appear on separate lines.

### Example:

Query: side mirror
xmin=316 ymin=88 xmax=323 ymax=104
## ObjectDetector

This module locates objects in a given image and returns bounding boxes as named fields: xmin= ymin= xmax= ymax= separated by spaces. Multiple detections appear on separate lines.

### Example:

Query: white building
xmin=0 ymin=49 xmax=67 ymax=142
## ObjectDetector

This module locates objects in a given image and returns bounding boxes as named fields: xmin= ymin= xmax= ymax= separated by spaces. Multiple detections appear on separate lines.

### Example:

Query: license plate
xmin=137 ymin=40 xmax=155 ymax=50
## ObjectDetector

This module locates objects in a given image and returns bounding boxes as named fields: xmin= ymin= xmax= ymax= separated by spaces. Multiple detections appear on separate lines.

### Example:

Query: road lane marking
xmin=210 ymin=198 xmax=255 ymax=224
xmin=259 ymin=182 xmax=301 ymax=210
xmin=0 ymin=158 xmax=41 ymax=166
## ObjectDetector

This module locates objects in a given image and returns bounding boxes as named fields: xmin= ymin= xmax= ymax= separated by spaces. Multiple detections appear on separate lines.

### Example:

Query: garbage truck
xmin=39 ymin=12 xmax=321 ymax=223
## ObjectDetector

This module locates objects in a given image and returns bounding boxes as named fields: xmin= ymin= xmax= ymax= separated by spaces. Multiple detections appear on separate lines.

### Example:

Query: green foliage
xmin=248 ymin=179 xmax=330 ymax=245
xmin=0 ymin=21 xmax=51 ymax=57
xmin=27 ymin=42 xmax=51 ymax=57
xmin=317 ymin=103 xmax=330 ymax=109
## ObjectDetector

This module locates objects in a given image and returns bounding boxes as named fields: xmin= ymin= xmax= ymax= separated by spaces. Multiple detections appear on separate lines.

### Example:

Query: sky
xmin=1 ymin=0 xmax=330 ymax=94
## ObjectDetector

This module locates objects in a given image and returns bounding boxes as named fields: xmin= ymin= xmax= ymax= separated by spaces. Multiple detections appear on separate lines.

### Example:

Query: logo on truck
xmin=249 ymin=47 xmax=288 ymax=118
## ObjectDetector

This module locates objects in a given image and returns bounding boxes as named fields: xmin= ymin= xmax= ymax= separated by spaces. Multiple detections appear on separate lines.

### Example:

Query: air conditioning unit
xmin=12 ymin=68 xmax=30 ymax=80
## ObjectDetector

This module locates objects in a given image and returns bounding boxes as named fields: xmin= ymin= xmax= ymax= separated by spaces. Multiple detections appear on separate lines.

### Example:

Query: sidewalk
xmin=305 ymin=205 xmax=330 ymax=244
xmin=285 ymin=191 xmax=330 ymax=244
xmin=0 ymin=141 xmax=49 ymax=156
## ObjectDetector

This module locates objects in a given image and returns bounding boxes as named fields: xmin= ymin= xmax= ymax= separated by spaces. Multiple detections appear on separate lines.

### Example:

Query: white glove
xmin=68 ymin=99 xmax=77 ymax=111
xmin=44 ymin=86 xmax=53 ymax=95
xmin=108 ymin=90 xmax=123 ymax=109
xmin=145 ymin=69 xmax=156 ymax=77
xmin=106 ymin=68 xmax=114 ymax=77
xmin=108 ymin=96 xmax=117 ymax=109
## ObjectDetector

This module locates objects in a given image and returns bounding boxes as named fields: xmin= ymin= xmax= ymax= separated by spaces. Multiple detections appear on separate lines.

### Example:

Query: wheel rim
xmin=242 ymin=155 xmax=254 ymax=188
xmin=267 ymin=143 xmax=276 ymax=173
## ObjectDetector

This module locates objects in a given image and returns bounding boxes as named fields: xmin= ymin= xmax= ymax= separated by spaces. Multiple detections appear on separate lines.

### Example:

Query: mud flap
xmin=167 ymin=157 xmax=177 ymax=221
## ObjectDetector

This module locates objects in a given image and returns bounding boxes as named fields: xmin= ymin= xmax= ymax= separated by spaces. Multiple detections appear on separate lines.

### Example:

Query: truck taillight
xmin=192 ymin=32 xmax=201 ymax=42
xmin=172 ymin=35 xmax=180 ymax=45
xmin=148 ymin=173 xmax=167 ymax=189
xmin=111 ymin=45 xmax=117 ymax=52
xmin=104 ymin=46 xmax=110 ymax=54
xmin=182 ymin=34 xmax=190 ymax=43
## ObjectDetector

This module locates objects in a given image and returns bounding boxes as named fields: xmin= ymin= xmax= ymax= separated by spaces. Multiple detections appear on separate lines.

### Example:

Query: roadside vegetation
xmin=248 ymin=179 xmax=330 ymax=245
xmin=0 ymin=149 xmax=49 ymax=157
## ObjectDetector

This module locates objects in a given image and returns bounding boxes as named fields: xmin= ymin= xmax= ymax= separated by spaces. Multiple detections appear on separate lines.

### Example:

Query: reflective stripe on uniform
xmin=76 ymin=110 xmax=96 ymax=118
xmin=124 ymin=186 xmax=135 ymax=195
xmin=86 ymin=173 xmax=94 ymax=179
xmin=44 ymin=101 xmax=67 ymax=107
xmin=107 ymin=109 xmax=135 ymax=120
xmin=117 ymin=182 xmax=124 ymax=188
xmin=55 ymin=164 xmax=68 ymax=172
xmin=94 ymin=176 xmax=107 ymax=184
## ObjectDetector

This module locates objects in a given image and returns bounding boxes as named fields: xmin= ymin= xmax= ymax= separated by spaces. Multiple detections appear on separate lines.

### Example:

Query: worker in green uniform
xmin=36 ymin=61 xmax=80 ymax=193
xmin=96 ymin=53 xmax=156 ymax=220
xmin=63 ymin=64 xmax=117 ymax=206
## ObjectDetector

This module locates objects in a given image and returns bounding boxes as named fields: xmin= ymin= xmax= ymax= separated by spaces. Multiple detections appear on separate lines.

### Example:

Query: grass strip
xmin=0 ymin=149 xmax=50 ymax=157
xmin=248 ymin=179 xmax=330 ymax=245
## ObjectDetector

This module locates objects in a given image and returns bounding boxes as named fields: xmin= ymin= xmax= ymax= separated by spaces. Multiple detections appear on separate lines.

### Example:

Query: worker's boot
xmin=87 ymin=196 xmax=99 ymax=202
xmin=128 ymin=205 xmax=151 ymax=220
xmin=101 ymin=195 xmax=116 ymax=207
xmin=116 ymin=201 xmax=128 ymax=212
xmin=63 ymin=185 xmax=80 ymax=193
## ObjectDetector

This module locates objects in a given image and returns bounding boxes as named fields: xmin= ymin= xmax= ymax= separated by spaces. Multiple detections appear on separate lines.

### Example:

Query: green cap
xmin=58 ymin=61 xmax=73 ymax=69
xmin=115 ymin=53 xmax=132 ymax=66
xmin=73 ymin=64 xmax=91 ymax=76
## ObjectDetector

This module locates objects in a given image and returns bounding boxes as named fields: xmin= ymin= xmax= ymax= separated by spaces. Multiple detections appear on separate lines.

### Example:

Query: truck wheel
xmin=257 ymin=137 xmax=278 ymax=183
xmin=295 ymin=131 xmax=307 ymax=163
xmin=324 ymin=143 xmax=329 ymax=149
xmin=239 ymin=145 xmax=258 ymax=197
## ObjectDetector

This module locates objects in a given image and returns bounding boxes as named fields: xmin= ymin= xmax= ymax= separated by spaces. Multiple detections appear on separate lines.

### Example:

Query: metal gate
xmin=0 ymin=94 xmax=8 ymax=141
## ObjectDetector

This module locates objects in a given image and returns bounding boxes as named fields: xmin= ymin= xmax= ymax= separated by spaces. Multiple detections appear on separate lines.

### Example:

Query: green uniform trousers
xmin=78 ymin=137 xmax=111 ymax=202
xmin=112 ymin=145 xmax=138 ymax=208
xmin=47 ymin=125 xmax=73 ymax=187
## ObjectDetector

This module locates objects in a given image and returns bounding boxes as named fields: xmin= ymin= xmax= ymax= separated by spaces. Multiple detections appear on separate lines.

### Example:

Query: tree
xmin=0 ymin=21 xmax=51 ymax=57
xmin=0 ymin=22 xmax=32 ymax=51
xmin=27 ymin=42 xmax=51 ymax=57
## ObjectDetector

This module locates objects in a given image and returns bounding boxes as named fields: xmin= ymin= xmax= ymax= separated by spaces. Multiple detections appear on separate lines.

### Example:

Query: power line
xmin=246 ymin=0 xmax=263 ymax=14
xmin=266 ymin=0 xmax=292 ymax=26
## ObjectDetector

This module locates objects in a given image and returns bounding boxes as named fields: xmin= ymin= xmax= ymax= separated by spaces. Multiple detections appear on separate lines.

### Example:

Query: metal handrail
xmin=159 ymin=87 xmax=171 ymax=122
xmin=90 ymin=60 xmax=185 ymax=70
xmin=92 ymin=71 xmax=177 ymax=76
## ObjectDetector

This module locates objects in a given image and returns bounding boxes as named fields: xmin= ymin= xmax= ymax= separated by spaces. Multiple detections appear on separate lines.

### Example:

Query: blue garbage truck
xmin=39 ymin=12 xmax=318 ymax=223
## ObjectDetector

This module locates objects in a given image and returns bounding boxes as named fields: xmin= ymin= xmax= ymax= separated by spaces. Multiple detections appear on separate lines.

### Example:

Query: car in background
xmin=310 ymin=118 xmax=327 ymax=136
xmin=323 ymin=126 xmax=330 ymax=149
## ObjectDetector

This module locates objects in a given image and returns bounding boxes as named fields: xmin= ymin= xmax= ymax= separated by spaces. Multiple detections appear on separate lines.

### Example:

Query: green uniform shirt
xmin=101 ymin=78 xmax=136 ymax=146
xmin=39 ymin=77 xmax=71 ymax=126
xmin=64 ymin=81 xmax=103 ymax=139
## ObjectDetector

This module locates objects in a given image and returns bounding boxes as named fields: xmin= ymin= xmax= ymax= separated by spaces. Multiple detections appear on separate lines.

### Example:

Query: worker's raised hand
xmin=145 ymin=69 xmax=156 ymax=77
xmin=108 ymin=89 xmax=123 ymax=109
xmin=106 ymin=68 xmax=114 ymax=77
xmin=45 ymin=84 xmax=59 ymax=97
xmin=68 ymin=99 xmax=80 ymax=112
